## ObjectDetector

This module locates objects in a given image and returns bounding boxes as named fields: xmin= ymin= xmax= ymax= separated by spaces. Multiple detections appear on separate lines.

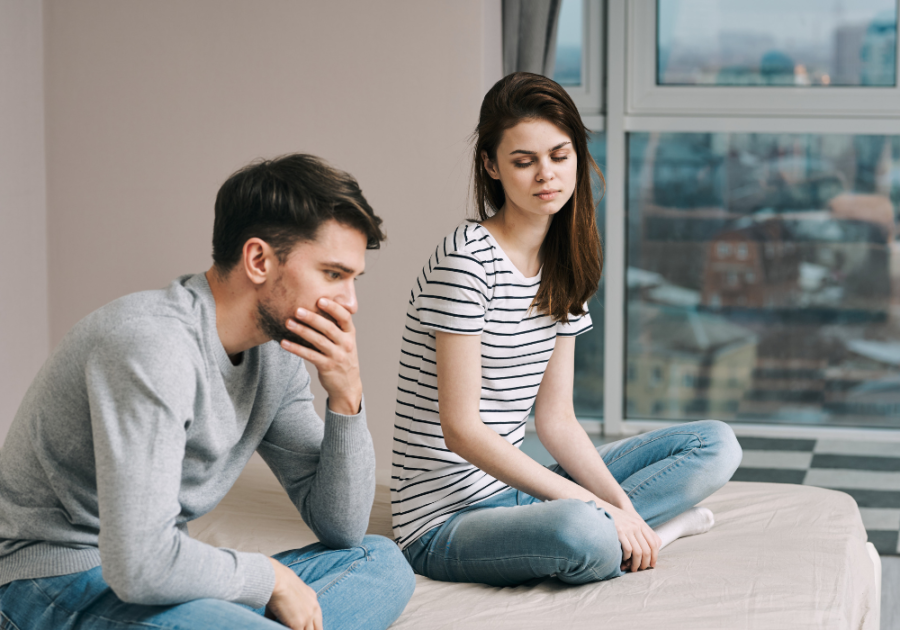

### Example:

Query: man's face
xmin=256 ymin=220 xmax=367 ymax=346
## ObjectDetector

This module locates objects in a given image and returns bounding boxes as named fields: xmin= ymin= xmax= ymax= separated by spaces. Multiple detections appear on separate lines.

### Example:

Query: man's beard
xmin=256 ymin=299 xmax=316 ymax=349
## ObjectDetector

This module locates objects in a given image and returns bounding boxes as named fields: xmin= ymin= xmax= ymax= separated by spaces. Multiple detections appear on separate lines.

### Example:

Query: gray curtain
xmin=502 ymin=0 xmax=562 ymax=77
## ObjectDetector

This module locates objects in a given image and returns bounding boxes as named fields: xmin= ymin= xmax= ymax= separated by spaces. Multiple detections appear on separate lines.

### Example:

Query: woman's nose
xmin=537 ymin=159 xmax=555 ymax=182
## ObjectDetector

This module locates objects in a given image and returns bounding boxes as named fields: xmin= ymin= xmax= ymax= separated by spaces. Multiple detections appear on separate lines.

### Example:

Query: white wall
xmin=43 ymin=0 xmax=487 ymax=474
xmin=0 ymin=0 xmax=49 ymax=442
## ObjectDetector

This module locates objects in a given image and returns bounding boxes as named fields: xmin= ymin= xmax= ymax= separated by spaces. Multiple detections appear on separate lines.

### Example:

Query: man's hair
xmin=212 ymin=154 xmax=385 ymax=272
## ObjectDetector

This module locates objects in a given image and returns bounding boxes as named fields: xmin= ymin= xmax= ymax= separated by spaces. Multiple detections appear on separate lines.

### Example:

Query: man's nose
xmin=334 ymin=281 xmax=358 ymax=315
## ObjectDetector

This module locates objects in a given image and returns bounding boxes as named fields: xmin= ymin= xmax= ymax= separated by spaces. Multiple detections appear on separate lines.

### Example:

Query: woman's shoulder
xmin=434 ymin=222 xmax=497 ymax=264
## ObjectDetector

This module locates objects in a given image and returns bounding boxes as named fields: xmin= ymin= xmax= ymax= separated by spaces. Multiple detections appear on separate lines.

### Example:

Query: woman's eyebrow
xmin=509 ymin=141 xmax=571 ymax=156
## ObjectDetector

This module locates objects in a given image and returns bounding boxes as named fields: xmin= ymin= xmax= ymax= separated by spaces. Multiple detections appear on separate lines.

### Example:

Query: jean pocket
xmin=0 ymin=610 xmax=23 ymax=630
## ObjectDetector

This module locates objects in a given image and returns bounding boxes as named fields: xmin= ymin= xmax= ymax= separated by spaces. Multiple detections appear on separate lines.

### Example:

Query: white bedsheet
xmin=188 ymin=454 xmax=879 ymax=629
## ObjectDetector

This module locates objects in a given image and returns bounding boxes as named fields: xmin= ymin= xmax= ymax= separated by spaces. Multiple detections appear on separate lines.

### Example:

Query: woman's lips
xmin=535 ymin=190 xmax=560 ymax=201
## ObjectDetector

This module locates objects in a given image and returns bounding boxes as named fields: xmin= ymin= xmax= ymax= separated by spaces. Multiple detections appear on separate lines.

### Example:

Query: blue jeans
xmin=403 ymin=420 xmax=742 ymax=587
xmin=0 ymin=535 xmax=414 ymax=630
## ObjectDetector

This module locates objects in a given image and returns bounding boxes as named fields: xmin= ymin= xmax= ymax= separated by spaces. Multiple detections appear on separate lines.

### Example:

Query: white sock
xmin=654 ymin=507 xmax=715 ymax=550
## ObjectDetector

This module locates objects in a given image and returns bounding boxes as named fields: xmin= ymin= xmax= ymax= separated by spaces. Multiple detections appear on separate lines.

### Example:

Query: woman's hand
xmin=605 ymin=505 xmax=660 ymax=572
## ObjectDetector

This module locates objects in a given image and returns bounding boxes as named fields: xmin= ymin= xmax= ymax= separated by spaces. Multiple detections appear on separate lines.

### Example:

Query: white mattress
xmin=189 ymin=454 xmax=880 ymax=630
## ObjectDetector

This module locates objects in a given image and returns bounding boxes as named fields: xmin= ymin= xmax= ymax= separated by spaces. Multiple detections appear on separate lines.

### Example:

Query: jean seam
xmin=624 ymin=432 xmax=706 ymax=500
xmin=0 ymin=611 xmax=22 ymax=630
xmin=603 ymin=430 xmax=705 ymax=470
xmin=283 ymin=546 xmax=362 ymax=569
xmin=313 ymin=546 xmax=370 ymax=598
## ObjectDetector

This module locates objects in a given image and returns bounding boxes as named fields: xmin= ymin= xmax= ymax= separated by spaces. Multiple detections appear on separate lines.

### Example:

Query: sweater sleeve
xmin=86 ymin=321 xmax=275 ymax=608
xmin=256 ymin=362 xmax=375 ymax=549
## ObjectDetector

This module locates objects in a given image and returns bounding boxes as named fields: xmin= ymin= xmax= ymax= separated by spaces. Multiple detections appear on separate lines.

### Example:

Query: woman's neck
xmin=482 ymin=205 xmax=552 ymax=278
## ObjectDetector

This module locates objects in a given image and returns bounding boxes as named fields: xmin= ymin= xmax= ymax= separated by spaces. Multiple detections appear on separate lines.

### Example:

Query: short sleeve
xmin=556 ymin=304 xmax=593 ymax=337
xmin=414 ymin=248 xmax=490 ymax=336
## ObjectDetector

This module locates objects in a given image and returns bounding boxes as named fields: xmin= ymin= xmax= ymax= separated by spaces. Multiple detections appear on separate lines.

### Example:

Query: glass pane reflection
xmin=554 ymin=0 xmax=583 ymax=86
xmin=658 ymin=0 xmax=897 ymax=86
xmin=627 ymin=132 xmax=900 ymax=428
xmin=573 ymin=132 xmax=606 ymax=418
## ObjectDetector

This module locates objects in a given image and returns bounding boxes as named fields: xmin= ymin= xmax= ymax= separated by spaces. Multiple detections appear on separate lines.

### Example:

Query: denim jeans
xmin=0 ymin=535 xmax=414 ymax=630
xmin=402 ymin=420 xmax=742 ymax=587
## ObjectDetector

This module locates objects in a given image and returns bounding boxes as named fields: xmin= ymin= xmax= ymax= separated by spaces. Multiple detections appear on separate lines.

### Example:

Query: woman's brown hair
xmin=473 ymin=72 xmax=604 ymax=323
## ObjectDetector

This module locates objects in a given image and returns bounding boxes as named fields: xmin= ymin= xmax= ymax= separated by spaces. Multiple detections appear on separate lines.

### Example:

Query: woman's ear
xmin=481 ymin=150 xmax=500 ymax=180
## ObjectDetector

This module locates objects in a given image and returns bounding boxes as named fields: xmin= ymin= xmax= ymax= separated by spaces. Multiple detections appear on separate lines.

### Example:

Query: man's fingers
xmin=315 ymin=297 xmax=353 ymax=332
xmin=286 ymin=317 xmax=334 ymax=353
xmin=281 ymin=338 xmax=329 ymax=369
xmin=291 ymin=309 xmax=343 ymax=347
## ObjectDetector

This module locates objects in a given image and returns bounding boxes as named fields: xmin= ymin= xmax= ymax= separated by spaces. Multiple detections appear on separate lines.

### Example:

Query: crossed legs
xmin=403 ymin=420 xmax=742 ymax=586
xmin=0 ymin=535 xmax=414 ymax=630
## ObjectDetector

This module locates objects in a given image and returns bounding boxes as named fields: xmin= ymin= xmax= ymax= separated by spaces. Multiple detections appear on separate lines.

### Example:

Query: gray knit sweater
xmin=0 ymin=273 xmax=375 ymax=609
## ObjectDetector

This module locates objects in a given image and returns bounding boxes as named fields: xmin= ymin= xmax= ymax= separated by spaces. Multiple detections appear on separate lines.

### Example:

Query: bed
xmin=189 ymin=454 xmax=882 ymax=629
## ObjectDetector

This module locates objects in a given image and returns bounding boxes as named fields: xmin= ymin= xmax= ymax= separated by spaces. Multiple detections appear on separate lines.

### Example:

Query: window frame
xmin=628 ymin=0 xmax=900 ymax=119
xmin=602 ymin=1 xmax=900 ymax=441
xmin=561 ymin=0 xmax=605 ymax=125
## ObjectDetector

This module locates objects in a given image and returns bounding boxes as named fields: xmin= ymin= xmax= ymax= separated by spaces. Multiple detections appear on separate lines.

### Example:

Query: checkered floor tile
xmin=732 ymin=436 xmax=900 ymax=556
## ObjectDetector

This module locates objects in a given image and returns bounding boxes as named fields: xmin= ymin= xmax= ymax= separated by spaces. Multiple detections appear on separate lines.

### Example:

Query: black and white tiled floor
xmin=732 ymin=436 xmax=900 ymax=556
xmin=521 ymin=432 xmax=900 ymax=556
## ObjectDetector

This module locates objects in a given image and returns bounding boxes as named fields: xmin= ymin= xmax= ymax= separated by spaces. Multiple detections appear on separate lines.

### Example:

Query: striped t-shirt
xmin=391 ymin=222 xmax=593 ymax=549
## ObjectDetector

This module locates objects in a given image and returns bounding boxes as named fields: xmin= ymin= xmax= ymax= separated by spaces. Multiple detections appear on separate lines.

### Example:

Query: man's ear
xmin=481 ymin=150 xmax=500 ymax=180
xmin=242 ymin=238 xmax=276 ymax=286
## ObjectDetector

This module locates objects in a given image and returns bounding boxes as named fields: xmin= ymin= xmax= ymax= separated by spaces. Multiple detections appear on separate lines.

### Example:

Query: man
xmin=0 ymin=154 xmax=415 ymax=630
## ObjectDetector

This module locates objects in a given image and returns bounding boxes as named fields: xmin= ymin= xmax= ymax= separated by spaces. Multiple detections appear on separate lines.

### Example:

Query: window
xmin=628 ymin=0 xmax=900 ymax=117
xmin=572 ymin=132 xmax=607 ymax=417
xmin=553 ymin=0 xmax=604 ymax=120
xmin=527 ymin=0 xmax=900 ymax=432
xmin=658 ymin=0 xmax=897 ymax=87
xmin=626 ymin=131 xmax=900 ymax=427
xmin=553 ymin=0 xmax=584 ymax=86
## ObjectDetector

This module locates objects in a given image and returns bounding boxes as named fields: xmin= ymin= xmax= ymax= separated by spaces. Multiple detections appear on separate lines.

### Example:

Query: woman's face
xmin=483 ymin=118 xmax=577 ymax=220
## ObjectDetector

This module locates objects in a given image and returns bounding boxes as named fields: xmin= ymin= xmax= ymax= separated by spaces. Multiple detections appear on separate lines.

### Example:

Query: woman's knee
xmin=698 ymin=420 xmax=742 ymax=484
xmin=545 ymin=501 xmax=622 ymax=582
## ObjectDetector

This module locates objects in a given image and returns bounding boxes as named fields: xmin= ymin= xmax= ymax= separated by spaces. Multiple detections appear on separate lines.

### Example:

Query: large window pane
xmin=658 ymin=0 xmax=897 ymax=86
xmin=627 ymin=132 xmax=900 ymax=429
xmin=573 ymin=132 xmax=606 ymax=418
xmin=553 ymin=0 xmax=584 ymax=86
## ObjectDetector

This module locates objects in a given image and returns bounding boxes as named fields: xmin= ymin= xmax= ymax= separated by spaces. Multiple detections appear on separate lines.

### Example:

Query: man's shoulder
xmin=68 ymin=275 xmax=209 ymax=359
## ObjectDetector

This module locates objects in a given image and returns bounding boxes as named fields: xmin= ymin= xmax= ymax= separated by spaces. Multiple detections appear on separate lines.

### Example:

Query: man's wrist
xmin=326 ymin=392 xmax=362 ymax=416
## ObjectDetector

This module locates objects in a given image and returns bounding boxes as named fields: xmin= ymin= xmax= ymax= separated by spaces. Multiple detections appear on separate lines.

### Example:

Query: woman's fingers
xmin=619 ymin=533 xmax=633 ymax=567
xmin=628 ymin=533 xmax=643 ymax=572
xmin=648 ymin=526 xmax=660 ymax=568
xmin=638 ymin=534 xmax=652 ymax=571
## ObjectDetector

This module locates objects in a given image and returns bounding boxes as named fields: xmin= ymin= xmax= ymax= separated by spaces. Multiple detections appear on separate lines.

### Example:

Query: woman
xmin=391 ymin=72 xmax=742 ymax=586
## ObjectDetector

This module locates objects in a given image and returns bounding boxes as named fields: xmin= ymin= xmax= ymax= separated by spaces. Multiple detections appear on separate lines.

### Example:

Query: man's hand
xmin=280 ymin=297 xmax=363 ymax=416
xmin=266 ymin=558 xmax=322 ymax=630
xmin=605 ymin=504 xmax=661 ymax=572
